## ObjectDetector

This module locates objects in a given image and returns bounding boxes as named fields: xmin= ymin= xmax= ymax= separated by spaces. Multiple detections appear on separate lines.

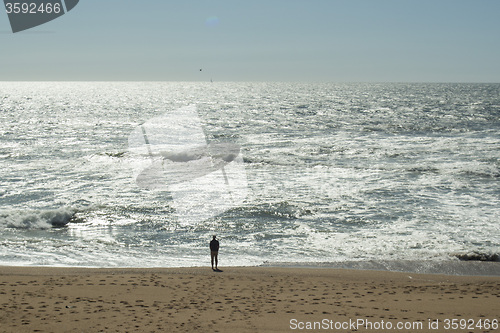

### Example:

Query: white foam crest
xmin=0 ymin=207 xmax=76 ymax=229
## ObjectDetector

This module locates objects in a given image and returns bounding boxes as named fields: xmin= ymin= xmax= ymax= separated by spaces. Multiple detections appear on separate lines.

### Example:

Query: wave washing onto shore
xmin=262 ymin=259 xmax=500 ymax=276
xmin=0 ymin=82 xmax=499 ymax=271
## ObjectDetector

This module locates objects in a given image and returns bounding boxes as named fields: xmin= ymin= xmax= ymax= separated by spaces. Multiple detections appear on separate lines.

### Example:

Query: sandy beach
xmin=0 ymin=266 xmax=499 ymax=333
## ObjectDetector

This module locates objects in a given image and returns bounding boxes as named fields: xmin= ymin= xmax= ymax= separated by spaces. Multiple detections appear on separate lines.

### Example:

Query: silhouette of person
xmin=210 ymin=235 xmax=219 ymax=270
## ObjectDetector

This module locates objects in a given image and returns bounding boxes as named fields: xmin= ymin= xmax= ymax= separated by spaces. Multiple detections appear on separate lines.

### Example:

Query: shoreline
xmin=2 ymin=258 xmax=500 ymax=276
xmin=1 ymin=266 xmax=499 ymax=332
xmin=261 ymin=259 xmax=500 ymax=276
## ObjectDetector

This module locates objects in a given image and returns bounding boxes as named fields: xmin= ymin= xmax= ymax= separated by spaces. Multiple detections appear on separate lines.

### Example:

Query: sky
xmin=1 ymin=0 xmax=499 ymax=82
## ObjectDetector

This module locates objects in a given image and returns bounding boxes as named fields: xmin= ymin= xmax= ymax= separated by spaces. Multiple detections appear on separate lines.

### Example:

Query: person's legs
xmin=211 ymin=251 xmax=215 ymax=269
xmin=214 ymin=253 xmax=218 ymax=269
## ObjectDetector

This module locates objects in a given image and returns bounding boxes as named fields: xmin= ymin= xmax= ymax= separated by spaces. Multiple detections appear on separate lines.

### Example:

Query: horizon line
xmin=1 ymin=80 xmax=499 ymax=84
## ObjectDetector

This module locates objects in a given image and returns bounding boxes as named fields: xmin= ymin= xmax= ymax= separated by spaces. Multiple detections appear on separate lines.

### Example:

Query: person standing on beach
xmin=210 ymin=235 xmax=219 ymax=270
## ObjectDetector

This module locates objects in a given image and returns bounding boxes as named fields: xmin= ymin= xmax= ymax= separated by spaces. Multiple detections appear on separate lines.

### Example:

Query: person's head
xmin=213 ymin=235 xmax=217 ymax=240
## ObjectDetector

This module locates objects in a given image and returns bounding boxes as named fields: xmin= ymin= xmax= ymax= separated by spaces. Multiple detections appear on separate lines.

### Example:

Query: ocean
xmin=1 ymin=82 xmax=499 ymax=273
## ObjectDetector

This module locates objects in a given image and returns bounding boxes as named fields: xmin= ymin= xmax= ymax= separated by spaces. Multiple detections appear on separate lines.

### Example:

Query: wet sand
xmin=0 ymin=266 xmax=499 ymax=332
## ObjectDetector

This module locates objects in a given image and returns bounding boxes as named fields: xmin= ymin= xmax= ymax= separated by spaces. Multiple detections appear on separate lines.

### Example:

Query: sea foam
xmin=0 ymin=207 xmax=76 ymax=229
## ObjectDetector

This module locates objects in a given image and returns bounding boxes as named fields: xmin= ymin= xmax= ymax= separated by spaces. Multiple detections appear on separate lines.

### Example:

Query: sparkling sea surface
xmin=0 ymin=82 xmax=499 ymax=273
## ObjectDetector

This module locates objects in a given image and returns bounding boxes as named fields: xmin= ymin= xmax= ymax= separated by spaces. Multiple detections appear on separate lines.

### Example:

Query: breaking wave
xmin=0 ymin=207 xmax=76 ymax=229
xmin=455 ymin=252 xmax=500 ymax=262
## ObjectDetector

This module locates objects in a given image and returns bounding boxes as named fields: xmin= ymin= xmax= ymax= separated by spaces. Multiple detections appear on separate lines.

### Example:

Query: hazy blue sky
xmin=1 ymin=0 xmax=499 ymax=82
